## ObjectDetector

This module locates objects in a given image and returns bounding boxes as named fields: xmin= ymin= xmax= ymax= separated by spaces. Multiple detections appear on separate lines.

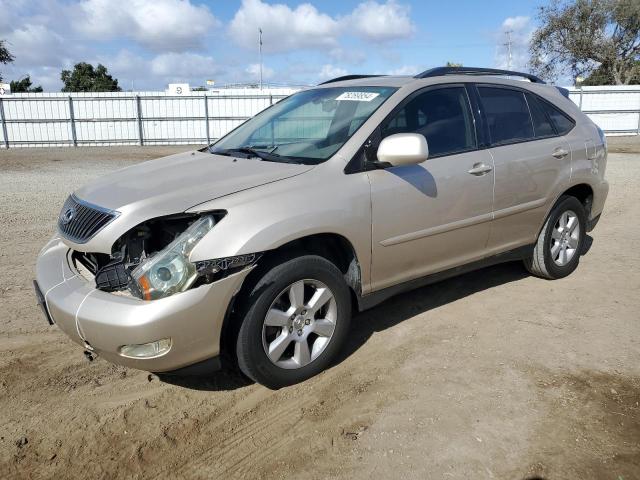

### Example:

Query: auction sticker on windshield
xmin=336 ymin=91 xmax=380 ymax=102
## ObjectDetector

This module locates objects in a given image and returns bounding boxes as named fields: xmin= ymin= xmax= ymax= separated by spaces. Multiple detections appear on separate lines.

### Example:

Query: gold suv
xmin=35 ymin=67 xmax=609 ymax=388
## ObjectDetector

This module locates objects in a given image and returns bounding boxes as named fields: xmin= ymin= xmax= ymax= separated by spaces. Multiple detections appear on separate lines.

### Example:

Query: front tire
xmin=236 ymin=255 xmax=351 ymax=389
xmin=524 ymin=195 xmax=587 ymax=279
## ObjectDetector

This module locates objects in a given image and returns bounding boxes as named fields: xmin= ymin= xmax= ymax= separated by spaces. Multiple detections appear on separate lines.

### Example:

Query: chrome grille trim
xmin=57 ymin=194 xmax=119 ymax=244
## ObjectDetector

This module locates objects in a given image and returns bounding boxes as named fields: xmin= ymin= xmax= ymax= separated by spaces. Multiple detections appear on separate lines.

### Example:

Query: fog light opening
xmin=118 ymin=338 xmax=172 ymax=359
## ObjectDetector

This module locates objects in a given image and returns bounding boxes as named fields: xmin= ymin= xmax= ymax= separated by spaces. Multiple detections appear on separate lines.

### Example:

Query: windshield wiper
xmin=212 ymin=146 xmax=300 ymax=164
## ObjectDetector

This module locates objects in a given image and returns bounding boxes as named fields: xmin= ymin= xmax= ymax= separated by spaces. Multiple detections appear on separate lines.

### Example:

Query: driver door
xmin=367 ymin=85 xmax=495 ymax=291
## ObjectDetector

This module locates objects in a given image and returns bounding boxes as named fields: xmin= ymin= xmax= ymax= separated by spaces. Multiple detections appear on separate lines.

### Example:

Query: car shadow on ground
xmin=335 ymin=260 xmax=530 ymax=366
xmin=158 ymin=368 xmax=253 ymax=391
xmin=160 ymin=235 xmax=593 ymax=392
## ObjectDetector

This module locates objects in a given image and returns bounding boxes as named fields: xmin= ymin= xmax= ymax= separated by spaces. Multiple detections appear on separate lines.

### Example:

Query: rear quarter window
xmin=525 ymin=93 xmax=556 ymax=138
xmin=539 ymin=98 xmax=575 ymax=135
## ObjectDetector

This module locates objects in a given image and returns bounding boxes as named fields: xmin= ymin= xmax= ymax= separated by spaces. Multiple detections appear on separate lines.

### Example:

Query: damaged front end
xmin=73 ymin=211 xmax=260 ymax=300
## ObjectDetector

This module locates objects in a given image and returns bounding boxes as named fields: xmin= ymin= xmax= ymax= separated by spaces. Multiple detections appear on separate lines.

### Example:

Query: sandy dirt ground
xmin=0 ymin=145 xmax=639 ymax=480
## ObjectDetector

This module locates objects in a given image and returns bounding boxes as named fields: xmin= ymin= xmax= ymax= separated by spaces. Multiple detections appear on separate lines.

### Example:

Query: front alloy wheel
xmin=236 ymin=255 xmax=351 ymax=389
xmin=262 ymin=279 xmax=337 ymax=369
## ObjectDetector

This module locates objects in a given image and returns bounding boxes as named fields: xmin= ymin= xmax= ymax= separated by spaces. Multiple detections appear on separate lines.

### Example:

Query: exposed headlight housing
xmin=129 ymin=215 xmax=216 ymax=300
xmin=127 ymin=215 xmax=260 ymax=300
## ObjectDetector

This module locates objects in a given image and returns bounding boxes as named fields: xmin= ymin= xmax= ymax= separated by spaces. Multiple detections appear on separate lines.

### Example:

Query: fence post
xmin=269 ymin=94 xmax=273 ymax=106
xmin=204 ymin=94 xmax=210 ymax=144
xmin=135 ymin=95 xmax=144 ymax=146
xmin=0 ymin=98 xmax=8 ymax=149
xmin=68 ymin=96 xmax=78 ymax=147
xmin=578 ymin=86 xmax=584 ymax=110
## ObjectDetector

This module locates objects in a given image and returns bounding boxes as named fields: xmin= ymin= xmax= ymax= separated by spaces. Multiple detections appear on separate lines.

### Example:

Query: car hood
xmin=75 ymin=150 xmax=314 ymax=213
xmin=67 ymin=150 xmax=314 ymax=253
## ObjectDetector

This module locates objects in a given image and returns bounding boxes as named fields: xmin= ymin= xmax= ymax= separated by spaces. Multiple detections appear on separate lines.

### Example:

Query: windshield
xmin=210 ymin=86 xmax=397 ymax=164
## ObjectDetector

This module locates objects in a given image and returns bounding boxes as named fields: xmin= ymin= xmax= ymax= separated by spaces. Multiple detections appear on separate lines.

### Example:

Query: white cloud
xmin=5 ymin=23 xmax=66 ymax=67
xmin=88 ymin=50 xmax=219 ymax=89
xmin=76 ymin=0 xmax=219 ymax=52
xmin=0 ymin=0 xmax=418 ymax=90
xmin=319 ymin=64 xmax=348 ymax=79
xmin=346 ymin=1 xmax=414 ymax=42
xmin=150 ymin=52 xmax=218 ymax=79
xmin=386 ymin=64 xmax=418 ymax=75
xmin=0 ymin=12 xmax=80 ymax=89
xmin=502 ymin=15 xmax=531 ymax=32
xmin=246 ymin=63 xmax=274 ymax=81
xmin=229 ymin=0 xmax=340 ymax=53
xmin=329 ymin=47 xmax=366 ymax=65
xmin=495 ymin=16 xmax=533 ymax=71
xmin=229 ymin=0 xmax=415 ymax=53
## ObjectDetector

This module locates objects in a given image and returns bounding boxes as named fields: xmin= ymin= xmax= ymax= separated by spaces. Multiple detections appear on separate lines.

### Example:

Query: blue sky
xmin=0 ymin=0 xmax=544 ymax=91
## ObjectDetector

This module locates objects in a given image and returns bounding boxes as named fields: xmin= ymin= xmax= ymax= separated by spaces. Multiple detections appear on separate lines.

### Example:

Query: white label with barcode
xmin=335 ymin=91 xmax=380 ymax=102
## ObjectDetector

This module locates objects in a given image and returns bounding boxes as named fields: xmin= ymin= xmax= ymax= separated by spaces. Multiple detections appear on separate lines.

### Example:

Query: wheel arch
xmin=218 ymin=232 xmax=362 ymax=363
xmin=535 ymin=182 xmax=594 ymax=238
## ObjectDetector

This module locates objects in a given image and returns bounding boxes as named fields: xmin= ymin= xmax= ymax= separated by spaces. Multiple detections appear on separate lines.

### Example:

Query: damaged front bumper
xmin=35 ymin=237 xmax=251 ymax=373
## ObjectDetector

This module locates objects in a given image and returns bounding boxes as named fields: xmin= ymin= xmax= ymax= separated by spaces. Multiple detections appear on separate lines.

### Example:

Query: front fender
xmin=186 ymin=168 xmax=374 ymax=292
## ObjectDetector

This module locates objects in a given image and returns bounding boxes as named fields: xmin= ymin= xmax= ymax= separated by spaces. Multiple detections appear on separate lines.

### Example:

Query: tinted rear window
xmin=526 ymin=93 xmax=556 ymax=138
xmin=539 ymin=98 xmax=575 ymax=135
xmin=478 ymin=87 xmax=534 ymax=145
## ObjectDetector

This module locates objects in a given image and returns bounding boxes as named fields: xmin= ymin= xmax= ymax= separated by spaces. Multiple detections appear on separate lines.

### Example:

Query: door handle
xmin=552 ymin=148 xmax=569 ymax=159
xmin=467 ymin=163 xmax=493 ymax=176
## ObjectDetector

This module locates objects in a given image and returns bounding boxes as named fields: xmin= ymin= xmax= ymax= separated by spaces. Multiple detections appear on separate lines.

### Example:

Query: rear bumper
xmin=35 ymin=237 xmax=251 ymax=372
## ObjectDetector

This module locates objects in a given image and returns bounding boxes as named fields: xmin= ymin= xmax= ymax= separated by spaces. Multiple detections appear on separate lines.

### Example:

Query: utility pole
xmin=504 ymin=30 xmax=513 ymax=70
xmin=259 ymin=27 xmax=263 ymax=90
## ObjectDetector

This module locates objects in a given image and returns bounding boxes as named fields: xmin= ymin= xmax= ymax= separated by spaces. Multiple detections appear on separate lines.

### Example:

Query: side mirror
xmin=376 ymin=133 xmax=429 ymax=167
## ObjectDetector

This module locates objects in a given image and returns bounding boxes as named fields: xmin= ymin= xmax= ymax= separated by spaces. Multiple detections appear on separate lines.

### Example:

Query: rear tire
xmin=236 ymin=255 xmax=351 ymax=389
xmin=524 ymin=195 xmax=587 ymax=279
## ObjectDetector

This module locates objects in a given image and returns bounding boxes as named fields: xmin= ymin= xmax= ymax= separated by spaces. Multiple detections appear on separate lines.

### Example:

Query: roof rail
xmin=415 ymin=66 xmax=545 ymax=84
xmin=319 ymin=74 xmax=385 ymax=85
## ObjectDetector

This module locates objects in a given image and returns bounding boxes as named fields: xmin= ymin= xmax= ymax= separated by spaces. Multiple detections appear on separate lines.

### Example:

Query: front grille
xmin=57 ymin=195 xmax=118 ymax=244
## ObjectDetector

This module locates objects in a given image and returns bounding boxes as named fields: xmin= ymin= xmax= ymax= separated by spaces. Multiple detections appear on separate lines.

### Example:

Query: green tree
xmin=446 ymin=62 xmax=463 ymax=67
xmin=10 ymin=76 xmax=43 ymax=93
xmin=0 ymin=39 xmax=14 ymax=82
xmin=582 ymin=59 xmax=640 ymax=85
xmin=529 ymin=0 xmax=640 ymax=85
xmin=61 ymin=62 xmax=121 ymax=92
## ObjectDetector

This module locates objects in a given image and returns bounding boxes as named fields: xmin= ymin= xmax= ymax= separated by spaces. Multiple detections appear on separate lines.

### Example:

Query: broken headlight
xmin=128 ymin=215 xmax=259 ymax=300
xmin=129 ymin=215 xmax=215 ymax=300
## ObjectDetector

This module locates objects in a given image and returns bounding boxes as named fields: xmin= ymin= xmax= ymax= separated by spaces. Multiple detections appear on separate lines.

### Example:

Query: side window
xmin=539 ymin=99 xmax=575 ymax=135
xmin=477 ymin=87 xmax=534 ymax=145
xmin=381 ymin=86 xmax=476 ymax=157
xmin=525 ymin=93 xmax=555 ymax=138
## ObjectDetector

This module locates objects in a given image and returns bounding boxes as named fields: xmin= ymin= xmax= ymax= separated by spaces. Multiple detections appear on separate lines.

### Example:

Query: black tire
xmin=524 ymin=195 xmax=587 ymax=279
xmin=236 ymin=255 xmax=351 ymax=389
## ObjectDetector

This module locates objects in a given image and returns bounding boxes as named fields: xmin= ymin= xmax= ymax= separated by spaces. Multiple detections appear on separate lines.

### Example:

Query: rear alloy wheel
xmin=236 ymin=255 xmax=351 ymax=389
xmin=524 ymin=195 xmax=587 ymax=279
xmin=550 ymin=210 xmax=581 ymax=267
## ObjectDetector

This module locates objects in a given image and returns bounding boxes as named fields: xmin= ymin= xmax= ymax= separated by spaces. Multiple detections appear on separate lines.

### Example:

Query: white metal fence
xmin=0 ymin=85 xmax=639 ymax=148
xmin=0 ymin=88 xmax=299 ymax=148
xmin=566 ymin=85 xmax=640 ymax=136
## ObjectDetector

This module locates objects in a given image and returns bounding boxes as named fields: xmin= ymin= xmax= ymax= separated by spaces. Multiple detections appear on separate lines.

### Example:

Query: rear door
xmin=474 ymin=85 xmax=572 ymax=254
xmin=367 ymin=84 xmax=494 ymax=291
